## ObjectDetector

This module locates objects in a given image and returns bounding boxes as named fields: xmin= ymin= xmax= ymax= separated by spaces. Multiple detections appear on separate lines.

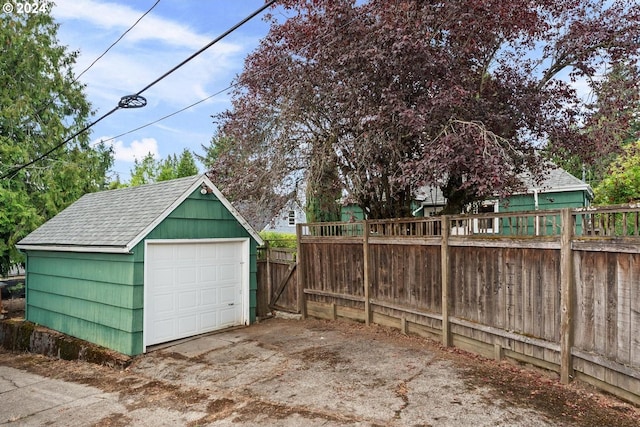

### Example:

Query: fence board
xmin=631 ymin=257 xmax=640 ymax=367
xmin=606 ymin=256 xmax=618 ymax=361
xmin=292 ymin=207 xmax=640 ymax=404
xmin=576 ymin=252 xmax=596 ymax=352
xmin=617 ymin=254 xmax=632 ymax=365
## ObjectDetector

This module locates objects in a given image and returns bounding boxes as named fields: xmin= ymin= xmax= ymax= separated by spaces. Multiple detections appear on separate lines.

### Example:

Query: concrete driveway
xmin=1 ymin=317 xmax=638 ymax=426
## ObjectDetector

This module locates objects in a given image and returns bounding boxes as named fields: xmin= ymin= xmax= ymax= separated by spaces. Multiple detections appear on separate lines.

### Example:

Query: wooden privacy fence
xmin=295 ymin=205 xmax=640 ymax=405
xmin=256 ymin=243 xmax=298 ymax=317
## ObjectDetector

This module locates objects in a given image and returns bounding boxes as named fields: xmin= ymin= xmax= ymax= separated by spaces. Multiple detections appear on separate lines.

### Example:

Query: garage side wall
xmin=130 ymin=190 xmax=259 ymax=354
xmin=24 ymin=251 xmax=139 ymax=355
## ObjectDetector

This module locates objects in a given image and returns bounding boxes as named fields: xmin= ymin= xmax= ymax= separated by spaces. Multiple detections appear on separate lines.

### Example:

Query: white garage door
xmin=144 ymin=239 xmax=247 ymax=348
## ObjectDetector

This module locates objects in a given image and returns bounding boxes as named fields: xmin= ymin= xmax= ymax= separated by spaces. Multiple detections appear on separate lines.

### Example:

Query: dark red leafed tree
xmin=209 ymin=0 xmax=640 ymax=218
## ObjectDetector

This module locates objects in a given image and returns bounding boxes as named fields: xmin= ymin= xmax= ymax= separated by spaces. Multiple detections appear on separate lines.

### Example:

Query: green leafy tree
xmin=552 ymin=62 xmax=640 ymax=186
xmin=594 ymin=140 xmax=640 ymax=205
xmin=175 ymin=149 xmax=198 ymax=178
xmin=129 ymin=153 xmax=160 ymax=186
xmin=0 ymin=7 xmax=113 ymax=275
xmin=129 ymin=149 xmax=199 ymax=186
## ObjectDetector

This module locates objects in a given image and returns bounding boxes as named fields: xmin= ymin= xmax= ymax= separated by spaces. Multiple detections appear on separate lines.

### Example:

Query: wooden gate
xmin=256 ymin=245 xmax=298 ymax=316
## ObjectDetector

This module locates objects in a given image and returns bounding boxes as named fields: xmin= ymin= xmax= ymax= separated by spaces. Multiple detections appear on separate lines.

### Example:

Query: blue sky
xmin=51 ymin=0 xmax=280 ymax=181
xmin=50 ymin=1 xmax=599 ymax=183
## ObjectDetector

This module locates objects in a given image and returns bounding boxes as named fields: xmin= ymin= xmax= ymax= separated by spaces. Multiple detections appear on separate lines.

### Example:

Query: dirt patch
xmin=91 ymin=413 xmax=133 ymax=427
xmin=229 ymin=399 xmax=356 ymax=424
xmin=0 ymin=352 xmax=207 ymax=415
xmin=296 ymin=346 xmax=349 ymax=368
xmin=1 ymin=318 xmax=640 ymax=426
xmin=457 ymin=351 xmax=640 ymax=427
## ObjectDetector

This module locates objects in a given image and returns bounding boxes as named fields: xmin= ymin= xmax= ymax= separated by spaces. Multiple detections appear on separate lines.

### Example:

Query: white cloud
xmin=54 ymin=0 xmax=211 ymax=49
xmin=53 ymin=1 xmax=245 ymax=111
xmin=95 ymin=136 xmax=159 ymax=162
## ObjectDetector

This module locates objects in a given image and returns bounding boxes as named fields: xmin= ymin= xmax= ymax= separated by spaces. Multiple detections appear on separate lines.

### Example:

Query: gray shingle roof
xmin=18 ymin=175 xmax=203 ymax=249
xmin=415 ymin=166 xmax=592 ymax=204
xmin=519 ymin=167 xmax=590 ymax=192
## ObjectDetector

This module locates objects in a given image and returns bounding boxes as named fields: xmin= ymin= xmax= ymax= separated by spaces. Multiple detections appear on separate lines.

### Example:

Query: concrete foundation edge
xmin=0 ymin=319 xmax=132 ymax=369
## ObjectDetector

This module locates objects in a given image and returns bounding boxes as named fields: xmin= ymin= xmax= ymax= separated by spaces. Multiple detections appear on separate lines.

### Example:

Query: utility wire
xmin=75 ymin=0 xmax=161 ymax=82
xmin=1 ymin=106 xmax=121 ymax=180
xmin=1 ymin=0 xmax=161 ymax=180
xmin=1 ymin=0 xmax=276 ymax=180
xmin=135 ymin=0 xmax=276 ymax=97
xmin=99 ymin=85 xmax=233 ymax=143
xmin=98 ymin=7 xmax=365 ymax=147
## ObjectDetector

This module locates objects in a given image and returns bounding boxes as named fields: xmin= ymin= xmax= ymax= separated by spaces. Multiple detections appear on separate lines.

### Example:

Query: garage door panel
xmin=177 ymin=268 xmax=197 ymax=286
xmin=178 ymin=316 xmax=197 ymax=335
xmin=218 ymin=264 xmax=239 ymax=281
xmin=200 ymin=289 xmax=217 ymax=305
xmin=146 ymin=241 xmax=245 ymax=347
xmin=219 ymin=307 xmax=240 ymax=325
xmin=218 ymin=248 xmax=240 ymax=260
xmin=200 ymin=244 xmax=218 ymax=258
xmin=199 ymin=265 xmax=217 ymax=279
xmin=152 ymin=245 xmax=174 ymax=261
xmin=153 ymin=294 xmax=174 ymax=314
xmin=200 ymin=311 xmax=218 ymax=329
xmin=177 ymin=245 xmax=197 ymax=260
xmin=152 ymin=318 xmax=175 ymax=340
xmin=150 ymin=268 xmax=175 ymax=288
xmin=219 ymin=286 xmax=238 ymax=304
xmin=178 ymin=291 xmax=197 ymax=310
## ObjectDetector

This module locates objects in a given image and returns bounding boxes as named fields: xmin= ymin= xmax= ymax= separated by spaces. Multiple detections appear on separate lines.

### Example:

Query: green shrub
xmin=259 ymin=231 xmax=297 ymax=248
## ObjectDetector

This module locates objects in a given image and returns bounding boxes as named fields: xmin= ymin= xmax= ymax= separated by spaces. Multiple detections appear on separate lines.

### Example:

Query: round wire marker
xmin=118 ymin=95 xmax=147 ymax=109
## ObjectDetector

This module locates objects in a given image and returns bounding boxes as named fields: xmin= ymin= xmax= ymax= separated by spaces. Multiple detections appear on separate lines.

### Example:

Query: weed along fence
xmin=294 ymin=206 xmax=640 ymax=405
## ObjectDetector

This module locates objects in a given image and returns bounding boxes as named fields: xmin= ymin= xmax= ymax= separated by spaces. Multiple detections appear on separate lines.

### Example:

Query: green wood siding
xmin=24 ymin=188 xmax=260 ymax=356
xmin=25 ymin=251 xmax=139 ymax=355
xmin=500 ymin=190 xmax=589 ymax=235
xmin=501 ymin=190 xmax=588 ymax=212
xmin=341 ymin=205 xmax=365 ymax=222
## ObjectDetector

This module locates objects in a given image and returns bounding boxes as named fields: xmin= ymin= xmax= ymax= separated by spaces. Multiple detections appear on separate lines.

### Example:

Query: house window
xmin=473 ymin=200 xmax=499 ymax=234
xmin=288 ymin=210 xmax=295 ymax=226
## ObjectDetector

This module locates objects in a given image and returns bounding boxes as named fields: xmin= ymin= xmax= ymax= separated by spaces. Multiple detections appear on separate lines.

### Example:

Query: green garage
xmin=17 ymin=175 xmax=263 ymax=356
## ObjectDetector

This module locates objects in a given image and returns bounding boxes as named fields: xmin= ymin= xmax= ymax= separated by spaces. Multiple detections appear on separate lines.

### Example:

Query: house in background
xmin=339 ymin=166 xmax=592 ymax=231
xmin=17 ymin=175 xmax=263 ymax=356
xmin=414 ymin=166 xmax=594 ymax=218
xmin=262 ymin=199 xmax=306 ymax=234
xmin=412 ymin=166 xmax=593 ymax=235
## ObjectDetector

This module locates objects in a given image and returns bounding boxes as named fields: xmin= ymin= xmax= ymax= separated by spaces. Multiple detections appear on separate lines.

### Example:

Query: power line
xmin=75 ymin=0 xmax=161 ymax=82
xmin=1 ymin=106 xmax=121 ymax=180
xmin=99 ymin=8 xmax=366 ymax=148
xmin=134 ymin=0 xmax=276 ymax=97
xmin=2 ymin=0 xmax=276 ymax=180
xmin=99 ymin=85 xmax=233 ymax=143
xmin=1 ymin=0 xmax=161 ymax=180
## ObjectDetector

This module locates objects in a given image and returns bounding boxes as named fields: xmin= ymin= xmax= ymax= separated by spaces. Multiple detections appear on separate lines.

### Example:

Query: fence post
xmin=363 ymin=220 xmax=371 ymax=326
xmin=441 ymin=215 xmax=451 ymax=347
xmin=265 ymin=240 xmax=272 ymax=311
xmin=560 ymin=208 xmax=574 ymax=384
xmin=296 ymin=223 xmax=307 ymax=318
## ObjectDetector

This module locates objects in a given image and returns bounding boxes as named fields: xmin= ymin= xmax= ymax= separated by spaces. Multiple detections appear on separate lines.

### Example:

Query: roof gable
xmin=18 ymin=174 xmax=263 ymax=253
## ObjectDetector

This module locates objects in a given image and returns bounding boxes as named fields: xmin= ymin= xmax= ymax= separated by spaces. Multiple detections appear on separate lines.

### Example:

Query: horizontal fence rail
xmin=295 ymin=205 xmax=640 ymax=405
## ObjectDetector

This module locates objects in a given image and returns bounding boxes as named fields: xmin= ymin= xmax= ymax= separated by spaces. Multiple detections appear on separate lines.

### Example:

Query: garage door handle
xmin=228 ymin=303 xmax=234 ymax=306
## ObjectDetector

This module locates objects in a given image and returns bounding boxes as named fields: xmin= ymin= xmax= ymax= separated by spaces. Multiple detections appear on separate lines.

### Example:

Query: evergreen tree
xmin=0 ymin=7 xmax=113 ymax=275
